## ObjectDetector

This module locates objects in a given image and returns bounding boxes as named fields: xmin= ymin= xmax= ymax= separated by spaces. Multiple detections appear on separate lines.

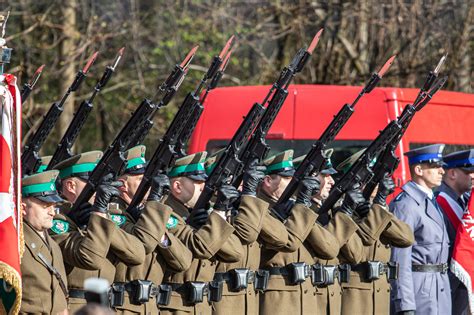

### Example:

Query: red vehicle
xmin=189 ymin=85 xmax=474 ymax=187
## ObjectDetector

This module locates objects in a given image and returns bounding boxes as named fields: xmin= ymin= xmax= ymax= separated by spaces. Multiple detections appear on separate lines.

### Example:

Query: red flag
xmin=0 ymin=74 xmax=22 ymax=314
xmin=450 ymin=187 xmax=474 ymax=314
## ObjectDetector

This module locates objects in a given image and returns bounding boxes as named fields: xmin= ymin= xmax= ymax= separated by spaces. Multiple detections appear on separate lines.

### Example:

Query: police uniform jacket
xmin=340 ymin=204 xmax=414 ymax=315
xmin=390 ymin=181 xmax=451 ymax=315
xmin=21 ymin=221 xmax=68 ymax=314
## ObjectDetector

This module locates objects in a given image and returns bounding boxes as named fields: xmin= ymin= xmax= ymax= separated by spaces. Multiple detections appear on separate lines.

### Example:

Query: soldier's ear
xmin=20 ymin=201 xmax=27 ymax=216
xmin=172 ymin=179 xmax=182 ymax=194
xmin=117 ymin=178 xmax=127 ymax=192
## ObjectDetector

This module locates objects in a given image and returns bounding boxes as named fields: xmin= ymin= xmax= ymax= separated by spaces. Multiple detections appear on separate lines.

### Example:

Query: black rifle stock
xmin=21 ymin=64 xmax=44 ymax=104
xmin=21 ymin=53 xmax=98 ymax=176
xmin=46 ymin=49 xmax=123 ymax=170
xmin=127 ymin=38 xmax=235 ymax=210
xmin=270 ymin=55 xmax=396 ymax=220
xmin=192 ymin=30 xmax=323 ymax=211
xmin=72 ymin=49 xmax=194 ymax=210
xmin=319 ymin=75 xmax=448 ymax=215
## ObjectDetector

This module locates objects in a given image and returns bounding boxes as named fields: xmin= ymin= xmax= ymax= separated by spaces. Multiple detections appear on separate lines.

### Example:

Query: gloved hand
xmin=354 ymin=200 xmax=371 ymax=217
xmin=128 ymin=204 xmax=144 ymax=222
xmin=214 ymin=184 xmax=240 ymax=211
xmin=186 ymin=208 xmax=209 ymax=229
xmin=396 ymin=311 xmax=415 ymax=315
xmin=242 ymin=160 xmax=266 ymax=196
xmin=340 ymin=184 xmax=365 ymax=217
xmin=373 ymin=173 xmax=396 ymax=207
xmin=93 ymin=181 xmax=123 ymax=213
xmin=272 ymin=199 xmax=295 ymax=222
xmin=296 ymin=176 xmax=320 ymax=207
xmin=69 ymin=202 xmax=94 ymax=228
xmin=147 ymin=174 xmax=170 ymax=202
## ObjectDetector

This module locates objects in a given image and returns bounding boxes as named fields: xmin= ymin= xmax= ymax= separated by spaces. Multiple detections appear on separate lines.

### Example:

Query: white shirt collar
xmin=413 ymin=182 xmax=434 ymax=199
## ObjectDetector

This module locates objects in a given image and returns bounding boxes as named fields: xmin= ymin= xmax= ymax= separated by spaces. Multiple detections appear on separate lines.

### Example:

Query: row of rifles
xmin=20 ymin=29 xmax=448 ymax=222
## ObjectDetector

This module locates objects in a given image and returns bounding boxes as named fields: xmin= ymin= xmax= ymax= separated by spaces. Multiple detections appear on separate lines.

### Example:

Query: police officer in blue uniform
xmin=435 ymin=149 xmax=474 ymax=315
xmin=389 ymin=144 xmax=451 ymax=315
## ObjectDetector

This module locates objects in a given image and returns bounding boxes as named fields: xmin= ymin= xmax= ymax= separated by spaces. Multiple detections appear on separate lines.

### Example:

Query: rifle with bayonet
xmin=192 ymin=30 xmax=323 ymax=212
xmin=230 ymin=29 xmax=324 ymax=189
xmin=127 ymin=37 xmax=235 ymax=211
xmin=46 ymin=49 xmax=123 ymax=170
xmin=319 ymin=74 xmax=448 ymax=215
xmin=71 ymin=47 xmax=195 ymax=211
xmin=362 ymin=54 xmax=448 ymax=199
xmin=21 ymin=52 xmax=98 ymax=176
xmin=175 ymin=43 xmax=235 ymax=157
xmin=271 ymin=55 xmax=396 ymax=221
xmin=21 ymin=64 xmax=45 ymax=104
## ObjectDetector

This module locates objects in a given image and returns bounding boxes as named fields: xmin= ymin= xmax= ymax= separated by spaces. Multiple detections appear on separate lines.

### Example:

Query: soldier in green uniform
xmin=51 ymin=151 xmax=146 ymax=313
xmin=110 ymin=145 xmax=194 ymax=315
xmin=149 ymin=151 xmax=243 ymax=315
xmin=20 ymin=170 xmax=68 ymax=315
xmin=257 ymin=150 xmax=340 ymax=315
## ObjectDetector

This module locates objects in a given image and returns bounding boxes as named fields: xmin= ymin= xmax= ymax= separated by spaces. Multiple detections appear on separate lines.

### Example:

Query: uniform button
xmin=313 ymin=292 xmax=316 ymax=296
xmin=304 ymin=290 xmax=308 ymax=294
xmin=377 ymin=288 xmax=380 ymax=292
xmin=441 ymin=288 xmax=444 ymax=292
xmin=331 ymin=292 xmax=334 ymax=296
xmin=377 ymin=244 xmax=381 ymax=248
xmin=249 ymin=244 xmax=253 ymax=247
xmin=385 ymin=244 xmax=390 ymax=248
xmin=202 ymin=262 xmax=206 ymax=267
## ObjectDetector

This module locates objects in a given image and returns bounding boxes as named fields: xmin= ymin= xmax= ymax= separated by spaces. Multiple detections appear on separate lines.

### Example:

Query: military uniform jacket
xmin=340 ymin=204 xmax=414 ymax=315
xmin=310 ymin=205 xmax=364 ymax=315
xmin=51 ymin=210 xmax=146 ymax=313
xmin=257 ymin=192 xmax=340 ymax=315
xmin=21 ymin=222 xmax=68 ymax=314
xmin=390 ymin=181 xmax=451 ymax=314
xmin=213 ymin=195 xmax=268 ymax=315
xmin=113 ymin=198 xmax=193 ymax=315
xmin=160 ymin=194 xmax=243 ymax=315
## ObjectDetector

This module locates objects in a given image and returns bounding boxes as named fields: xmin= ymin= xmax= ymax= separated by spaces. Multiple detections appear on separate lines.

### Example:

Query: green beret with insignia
xmin=124 ymin=145 xmax=147 ymax=175
xmin=54 ymin=151 xmax=103 ymax=180
xmin=264 ymin=150 xmax=295 ymax=176
xmin=22 ymin=170 xmax=63 ymax=203
xmin=169 ymin=151 xmax=208 ymax=181
xmin=36 ymin=156 xmax=52 ymax=173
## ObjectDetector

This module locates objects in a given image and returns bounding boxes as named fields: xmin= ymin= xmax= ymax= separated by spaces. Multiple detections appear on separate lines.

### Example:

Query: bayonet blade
xmin=434 ymin=53 xmax=447 ymax=75
xmin=111 ymin=47 xmax=125 ymax=70
xmin=219 ymin=35 xmax=235 ymax=59
xmin=377 ymin=55 xmax=396 ymax=78
xmin=307 ymin=28 xmax=323 ymax=54
xmin=28 ymin=64 xmax=45 ymax=88
xmin=83 ymin=51 xmax=99 ymax=74
xmin=180 ymin=45 xmax=199 ymax=69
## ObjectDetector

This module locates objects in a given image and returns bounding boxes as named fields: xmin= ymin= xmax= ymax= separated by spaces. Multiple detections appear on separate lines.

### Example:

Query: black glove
xmin=68 ymin=202 xmax=94 ymax=228
xmin=214 ymin=184 xmax=240 ymax=211
xmin=373 ymin=174 xmax=396 ymax=207
xmin=340 ymin=184 xmax=366 ymax=217
xmin=354 ymin=200 xmax=371 ymax=218
xmin=242 ymin=160 xmax=266 ymax=196
xmin=272 ymin=199 xmax=295 ymax=222
xmin=93 ymin=181 xmax=122 ymax=213
xmin=186 ymin=208 xmax=209 ymax=229
xmin=397 ymin=311 xmax=415 ymax=315
xmin=296 ymin=176 xmax=320 ymax=207
xmin=147 ymin=174 xmax=170 ymax=202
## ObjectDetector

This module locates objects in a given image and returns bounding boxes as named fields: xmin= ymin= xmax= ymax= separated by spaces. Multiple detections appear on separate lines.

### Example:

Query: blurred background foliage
xmin=1 ymin=0 xmax=472 ymax=155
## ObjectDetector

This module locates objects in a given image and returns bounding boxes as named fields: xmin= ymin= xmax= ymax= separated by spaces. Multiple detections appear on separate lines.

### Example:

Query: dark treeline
xmin=2 ymin=0 xmax=472 ymax=154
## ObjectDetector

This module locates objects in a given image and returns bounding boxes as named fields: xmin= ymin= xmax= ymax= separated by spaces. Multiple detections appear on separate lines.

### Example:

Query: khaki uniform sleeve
xmin=259 ymin=211 xmax=290 ymax=249
xmin=356 ymin=204 xmax=394 ymax=246
xmin=169 ymin=211 xmax=236 ymax=260
xmin=339 ymin=233 xmax=365 ymax=264
xmin=109 ymin=227 xmax=146 ymax=265
xmin=380 ymin=216 xmax=415 ymax=248
xmin=156 ymin=232 xmax=193 ymax=273
xmin=130 ymin=200 xmax=173 ymax=254
xmin=305 ymin=221 xmax=339 ymax=259
xmin=52 ymin=214 xmax=115 ymax=270
xmin=215 ymin=233 xmax=244 ymax=263
xmin=327 ymin=212 xmax=364 ymax=264
xmin=232 ymin=195 xmax=266 ymax=244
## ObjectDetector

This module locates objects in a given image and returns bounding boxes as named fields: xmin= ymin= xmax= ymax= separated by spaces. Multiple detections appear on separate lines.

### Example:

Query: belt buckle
xmin=442 ymin=263 xmax=448 ymax=274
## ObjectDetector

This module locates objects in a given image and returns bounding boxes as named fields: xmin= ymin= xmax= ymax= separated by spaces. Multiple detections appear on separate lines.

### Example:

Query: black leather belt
xmin=163 ymin=282 xmax=210 ymax=304
xmin=412 ymin=263 xmax=448 ymax=274
xmin=68 ymin=289 xmax=86 ymax=299
xmin=214 ymin=268 xmax=255 ymax=290
xmin=265 ymin=262 xmax=312 ymax=285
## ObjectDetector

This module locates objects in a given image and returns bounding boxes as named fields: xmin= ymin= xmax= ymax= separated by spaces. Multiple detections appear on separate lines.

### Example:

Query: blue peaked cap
xmin=443 ymin=149 xmax=474 ymax=171
xmin=404 ymin=144 xmax=445 ymax=166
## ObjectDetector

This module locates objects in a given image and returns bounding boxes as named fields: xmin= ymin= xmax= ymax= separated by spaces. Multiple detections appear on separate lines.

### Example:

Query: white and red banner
xmin=447 ymin=187 xmax=474 ymax=314
xmin=0 ymin=74 xmax=22 ymax=315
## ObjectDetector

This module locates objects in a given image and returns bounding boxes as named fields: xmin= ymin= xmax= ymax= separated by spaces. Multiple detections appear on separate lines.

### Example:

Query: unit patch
xmin=51 ymin=219 xmax=70 ymax=235
xmin=166 ymin=215 xmax=179 ymax=229
xmin=110 ymin=214 xmax=126 ymax=227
